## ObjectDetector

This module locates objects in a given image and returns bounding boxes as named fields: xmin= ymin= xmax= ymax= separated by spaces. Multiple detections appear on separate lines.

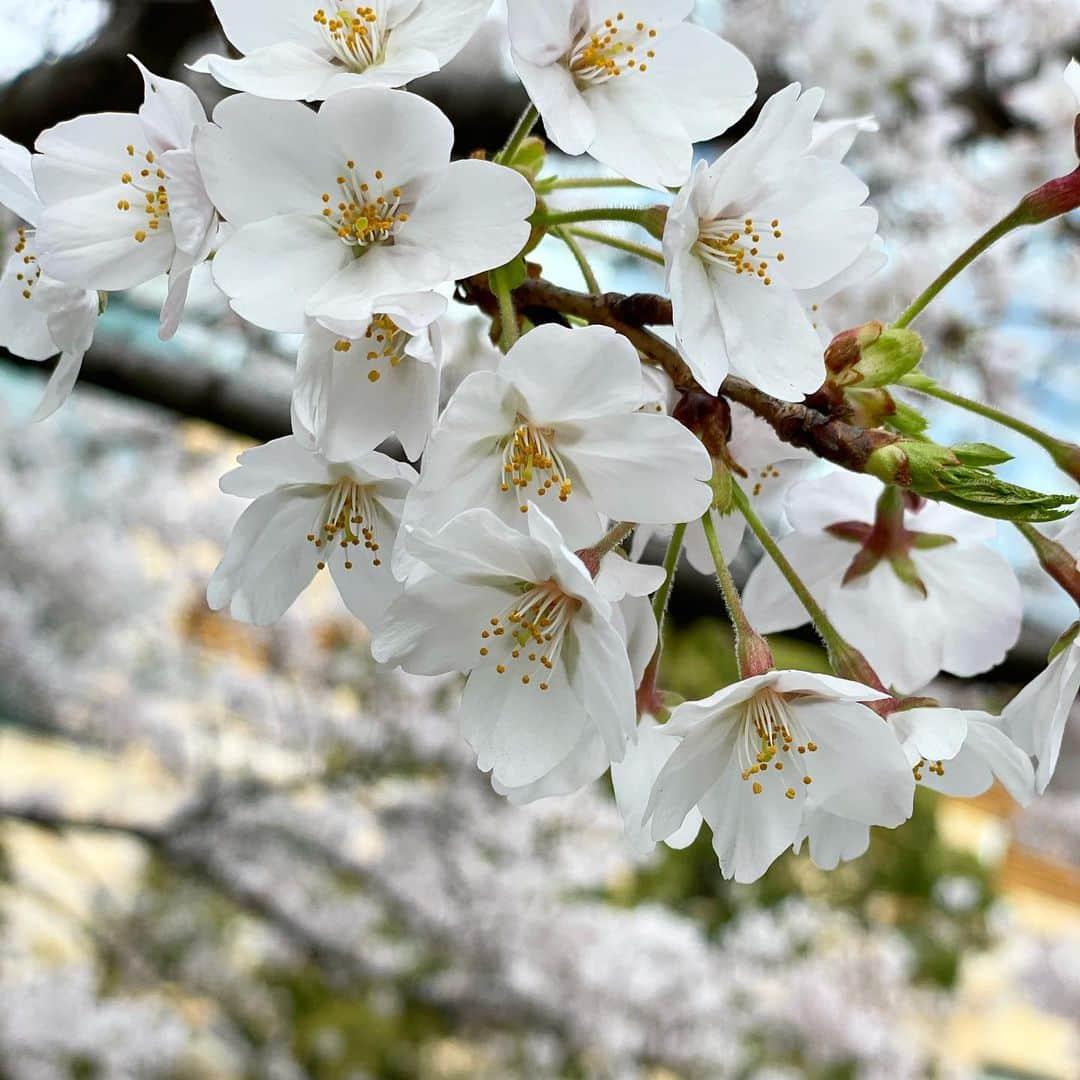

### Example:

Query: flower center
xmin=313 ymin=6 xmax=387 ymax=71
xmin=319 ymin=164 xmax=408 ymax=249
xmin=694 ymin=215 xmax=786 ymax=287
xmin=11 ymin=227 xmax=42 ymax=302
xmin=568 ymin=11 xmax=658 ymax=87
xmin=912 ymin=758 xmax=945 ymax=783
xmin=118 ymin=144 xmax=170 ymax=245
xmin=306 ymin=479 xmax=384 ymax=571
xmin=477 ymin=580 xmax=580 ymax=691
xmin=739 ymin=689 xmax=817 ymax=800
xmin=333 ymin=314 xmax=410 ymax=383
xmin=500 ymin=422 xmax=574 ymax=514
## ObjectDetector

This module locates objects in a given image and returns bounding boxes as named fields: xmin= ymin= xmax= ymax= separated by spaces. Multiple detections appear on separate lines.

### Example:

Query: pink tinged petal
xmin=190 ymin=45 xmax=340 ymax=101
xmin=220 ymin=436 xmax=335 ymax=497
xmin=566 ymin=606 xmax=638 ymax=764
xmin=511 ymin=52 xmax=596 ymax=156
xmin=195 ymin=95 xmax=338 ymax=225
xmin=463 ymin=665 xmax=588 ymax=788
xmin=827 ymin=561 xmax=946 ymax=694
xmin=742 ymin=532 xmax=851 ymax=634
xmin=211 ymin=214 xmax=351 ymax=333
xmin=1001 ymin=641 xmax=1080 ymax=794
xmin=207 ymin=487 xmax=326 ymax=626
xmin=131 ymin=57 xmax=207 ymax=153
xmin=494 ymin=729 xmax=610 ymax=805
xmin=645 ymin=716 xmax=740 ymax=841
xmin=31 ymin=349 xmax=85 ymax=422
xmin=613 ymin=719 xmax=702 ymax=855
xmin=506 ymin=0 xmax=580 ymax=65
xmin=501 ymin=323 xmax=644 ymax=423
xmin=399 ymin=158 xmax=535 ymax=279
xmin=795 ymin=809 xmax=871 ymax=871
xmin=392 ymin=0 xmax=493 ymax=65
xmin=644 ymin=24 xmax=756 ymax=143
xmin=202 ymin=0 xmax=319 ymax=55
xmin=35 ymin=188 xmax=174 ymax=291
xmin=582 ymin=77 xmax=692 ymax=190
xmin=0 ymin=133 xmax=43 ymax=224
xmin=698 ymin=745 xmax=804 ymax=883
xmin=33 ymin=113 xmax=147 ymax=202
xmin=709 ymin=270 xmax=826 ymax=402
xmin=915 ymin=542 xmax=1023 ymax=679
xmin=560 ymin=412 xmax=713 ymax=525
xmin=0 ymin=251 xmax=57 ymax=360
xmin=798 ymin=699 xmax=914 ymax=828
xmin=317 ymin=88 xmax=454 ymax=187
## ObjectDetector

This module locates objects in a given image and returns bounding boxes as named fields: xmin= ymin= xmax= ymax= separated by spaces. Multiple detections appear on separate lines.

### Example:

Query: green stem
xmin=893 ymin=206 xmax=1027 ymax=329
xmin=732 ymin=484 xmax=863 ymax=680
xmin=495 ymin=277 xmax=518 ymax=352
xmin=586 ymin=521 xmax=636 ymax=563
xmin=900 ymin=375 xmax=1080 ymax=482
xmin=537 ymin=207 xmax=653 ymax=230
xmin=543 ymin=176 xmax=645 ymax=191
xmin=652 ymin=523 xmax=687 ymax=628
xmin=556 ymin=228 xmax=601 ymax=294
xmin=569 ymin=227 xmax=666 ymax=267
xmin=494 ymin=104 xmax=539 ymax=166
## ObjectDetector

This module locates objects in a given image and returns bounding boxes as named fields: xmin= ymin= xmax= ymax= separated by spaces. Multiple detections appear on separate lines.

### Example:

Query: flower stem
xmin=556 ymin=228 xmax=601 ymax=294
xmin=568 ymin=227 xmax=666 ymax=267
xmin=732 ymin=484 xmax=882 ymax=686
xmin=494 ymin=276 xmax=518 ymax=352
xmin=652 ymin=523 xmax=687 ymax=628
xmin=494 ymin=104 xmax=539 ymax=166
xmin=892 ymin=206 xmax=1027 ymax=329
xmin=537 ymin=207 xmax=654 ymax=230
xmin=543 ymin=176 xmax=646 ymax=191
xmin=586 ymin=521 xmax=636 ymax=564
xmin=900 ymin=374 xmax=1080 ymax=484
xmin=701 ymin=511 xmax=774 ymax=678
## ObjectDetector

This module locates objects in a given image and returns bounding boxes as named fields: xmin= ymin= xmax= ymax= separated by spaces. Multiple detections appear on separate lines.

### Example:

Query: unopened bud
xmin=826 ymin=322 xmax=924 ymax=389
xmin=736 ymin=627 xmax=775 ymax=680
xmin=511 ymin=136 xmax=547 ymax=182
xmin=1018 ymin=166 xmax=1080 ymax=225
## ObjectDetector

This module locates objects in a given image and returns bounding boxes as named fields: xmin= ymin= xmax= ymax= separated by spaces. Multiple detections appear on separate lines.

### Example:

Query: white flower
xmin=662 ymin=84 xmax=880 ymax=399
xmin=743 ymin=470 xmax=1023 ymax=694
xmin=643 ymin=670 xmax=913 ymax=883
xmin=402 ymin=323 xmax=713 ymax=549
xmin=32 ymin=59 xmax=217 ymax=339
xmin=1067 ymin=58 xmax=1080 ymax=106
xmin=207 ymin=436 xmax=416 ymax=627
xmin=0 ymin=135 xmax=99 ymax=421
xmin=192 ymin=0 xmax=493 ymax=101
xmin=372 ymin=505 xmax=643 ymax=789
xmin=507 ymin=0 xmax=756 ymax=189
xmin=194 ymin=87 xmax=534 ymax=332
xmin=1001 ymin=634 xmax=1080 ymax=794
xmin=292 ymin=291 xmax=445 ymax=462
xmin=630 ymin=402 xmax=815 ymax=575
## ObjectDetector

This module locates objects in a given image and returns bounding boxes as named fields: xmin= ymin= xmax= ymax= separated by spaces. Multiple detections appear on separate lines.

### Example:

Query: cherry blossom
xmin=192 ymin=0 xmax=493 ymax=101
xmin=207 ymin=436 xmax=417 ymax=627
xmin=292 ymin=291 xmax=445 ymax=462
xmin=662 ymin=83 xmax=880 ymax=399
xmin=372 ymin=505 xmax=641 ymax=790
xmin=506 ymin=0 xmax=756 ymax=189
xmin=0 ymin=135 xmax=98 ymax=420
xmin=402 ymin=324 xmax=713 ymax=547
xmin=194 ymin=87 xmax=534 ymax=332
xmin=31 ymin=59 xmax=217 ymax=339
xmin=742 ymin=471 xmax=1023 ymax=694
xmin=643 ymin=670 xmax=913 ymax=883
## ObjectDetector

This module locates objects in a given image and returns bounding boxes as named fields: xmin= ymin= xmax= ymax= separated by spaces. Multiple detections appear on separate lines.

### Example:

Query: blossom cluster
xmin=2 ymin=0 xmax=1079 ymax=884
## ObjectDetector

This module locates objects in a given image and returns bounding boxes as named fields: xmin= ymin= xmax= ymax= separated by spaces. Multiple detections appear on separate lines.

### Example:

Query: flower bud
xmin=511 ymin=136 xmax=547 ymax=182
xmin=1023 ymin=526 xmax=1080 ymax=606
xmin=826 ymin=322 xmax=924 ymax=389
xmin=1018 ymin=167 xmax=1080 ymax=225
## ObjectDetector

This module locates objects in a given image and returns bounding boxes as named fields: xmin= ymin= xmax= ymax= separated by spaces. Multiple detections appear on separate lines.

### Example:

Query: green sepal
xmin=1048 ymin=620 xmax=1080 ymax=662
xmin=952 ymin=442 xmax=1014 ymax=467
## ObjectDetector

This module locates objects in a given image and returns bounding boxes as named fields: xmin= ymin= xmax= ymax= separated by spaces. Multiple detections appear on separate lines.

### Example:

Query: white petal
xmin=398 ymin=158 xmax=534 ymax=279
xmin=0 ymin=133 xmax=42 ymax=224
xmin=212 ymin=214 xmax=351 ymax=333
xmin=494 ymin=728 xmax=609 ymax=805
xmin=31 ymin=349 xmax=85 ymax=422
xmin=1065 ymin=58 xmax=1080 ymax=107
xmin=645 ymin=24 xmax=756 ymax=143
xmin=959 ymin=717 xmax=1035 ymax=806
xmin=512 ymin=51 xmax=596 ymax=157
xmin=784 ymin=469 xmax=881 ymax=532
xmin=892 ymin=706 xmax=969 ymax=764
xmin=669 ymin=250 xmax=729 ymax=395
xmin=132 ymin=57 xmax=207 ymax=153
xmin=33 ymin=113 xmax=147 ymax=203
xmin=328 ymin=523 xmax=405 ymax=629
xmin=683 ymin=511 xmax=745 ymax=576
xmin=506 ymin=0 xmax=578 ymax=64
xmin=0 ymin=243 xmax=57 ymax=360
xmin=220 ymin=436 xmax=335 ymax=497
xmin=595 ymin=553 xmax=666 ymax=602
xmin=191 ymin=44 xmax=339 ymax=101
xmin=196 ymin=94 xmax=338 ymax=225
xmin=393 ymin=0 xmax=492 ymax=65
xmin=501 ymin=323 xmax=644 ymax=422
xmin=203 ymin=0 xmax=318 ymax=55
xmin=796 ymin=809 xmax=870 ymax=871
xmin=561 ymin=412 xmax=713 ymax=524
xmin=158 ymin=148 xmax=215 ymax=257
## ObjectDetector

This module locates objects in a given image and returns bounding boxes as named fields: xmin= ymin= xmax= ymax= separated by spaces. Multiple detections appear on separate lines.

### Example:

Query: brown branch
xmin=459 ymin=274 xmax=896 ymax=474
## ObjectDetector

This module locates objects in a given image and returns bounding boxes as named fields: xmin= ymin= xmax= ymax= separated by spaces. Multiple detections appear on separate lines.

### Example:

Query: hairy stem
xmin=568 ymin=227 xmax=666 ymax=266
xmin=557 ymin=228 xmax=601 ymax=294
xmin=494 ymin=104 xmax=539 ymax=166
xmin=538 ymin=207 xmax=654 ymax=230
xmin=544 ymin=176 xmax=646 ymax=191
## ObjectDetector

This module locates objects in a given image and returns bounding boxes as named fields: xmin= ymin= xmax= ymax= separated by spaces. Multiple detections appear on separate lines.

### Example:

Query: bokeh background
xmin=1 ymin=1 xmax=1079 ymax=1077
